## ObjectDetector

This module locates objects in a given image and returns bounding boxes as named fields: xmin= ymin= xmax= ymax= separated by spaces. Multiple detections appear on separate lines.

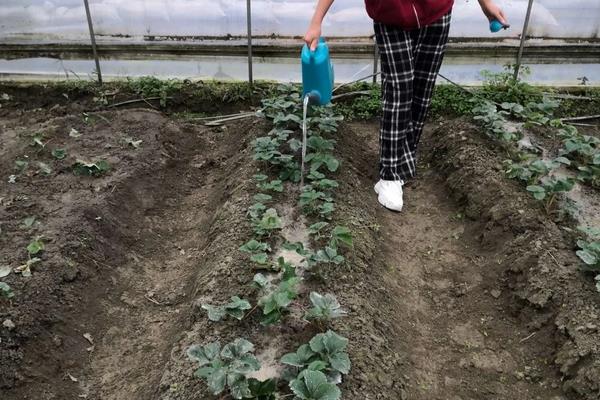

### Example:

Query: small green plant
xmin=0 ymin=282 xmax=14 ymax=299
xmin=258 ymin=276 xmax=301 ymax=325
xmin=308 ymin=222 xmax=329 ymax=238
xmin=258 ymin=180 xmax=284 ymax=193
xmin=202 ymin=296 xmax=252 ymax=322
xmin=576 ymin=239 xmax=600 ymax=293
xmin=330 ymin=226 xmax=353 ymax=248
xmin=304 ymin=292 xmax=347 ymax=322
xmin=526 ymin=176 xmax=575 ymax=213
xmin=37 ymin=162 xmax=52 ymax=176
xmin=15 ymin=257 xmax=41 ymax=277
xmin=504 ymin=157 xmax=570 ymax=185
xmin=282 ymin=330 xmax=351 ymax=382
xmin=15 ymin=160 xmax=29 ymax=173
xmin=240 ymin=240 xmax=271 ymax=254
xmin=27 ymin=236 xmax=44 ymax=255
xmin=51 ymin=148 xmax=67 ymax=160
xmin=187 ymin=339 xmax=264 ymax=399
xmin=252 ymin=208 xmax=282 ymax=238
xmin=289 ymin=370 xmax=340 ymax=400
xmin=72 ymin=159 xmax=110 ymax=176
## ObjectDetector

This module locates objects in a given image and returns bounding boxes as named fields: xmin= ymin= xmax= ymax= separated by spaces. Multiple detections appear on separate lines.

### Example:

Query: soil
xmin=1 ymin=84 xmax=599 ymax=400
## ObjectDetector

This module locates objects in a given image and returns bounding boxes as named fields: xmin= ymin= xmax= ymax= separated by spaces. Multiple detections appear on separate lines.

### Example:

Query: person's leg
xmin=374 ymin=22 xmax=416 ymax=183
xmin=408 ymin=12 xmax=452 ymax=153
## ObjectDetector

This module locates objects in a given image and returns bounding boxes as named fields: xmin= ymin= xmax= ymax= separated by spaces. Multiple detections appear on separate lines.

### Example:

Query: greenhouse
xmin=1 ymin=1 xmax=600 ymax=400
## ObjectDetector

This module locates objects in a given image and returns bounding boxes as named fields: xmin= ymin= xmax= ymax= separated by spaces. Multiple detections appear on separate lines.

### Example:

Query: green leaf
xmin=328 ymin=352 xmax=351 ymax=375
xmin=52 ymin=148 xmax=67 ymax=160
xmin=207 ymin=368 xmax=227 ymax=394
xmin=0 ymin=282 xmax=15 ymax=299
xmin=27 ymin=237 xmax=44 ymax=255
xmin=250 ymin=252 xmax=269 ymax=265
xmin=38 ymin=162 xmax=52 ymax=175
xmin=308 ymin=222 xmax=329 ymax=236
xmin=253 ymin=273 xmax=269 ymax=289
xmin=202 ymin=304 xmax=227 ymax=321
xmin=240 ymin=239 xmax=271 ymax=254
xmin=15 ymin=160 xmax=29 ymax=172
xmin=526 ymin=185 xmax=546 ymax=200
xmin=187 ymin=342 xmax=221 ymax=365
xmin=290 ymin=370 xmax=341 ymax=400
xmin=22 ymin=216 xmax=36 ymax=228
xmin=222 ymin=338 xmax=255 ymax=359
xmin=253 ymin=193 xmax=273 ymax=203
xmin=331 ymin=226 xmax=353 ymax=247
xmin=305 ymin=292 xmax=346 ymax=321
xmin=576 ymin=249 xmax=597 ymax=266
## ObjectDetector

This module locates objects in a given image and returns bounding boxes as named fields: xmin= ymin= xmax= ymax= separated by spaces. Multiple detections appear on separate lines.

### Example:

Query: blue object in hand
xmin=489 ymin=19 xmax=506 ymax=33
xmin=301 ymin=37 xmax=334 ymax=105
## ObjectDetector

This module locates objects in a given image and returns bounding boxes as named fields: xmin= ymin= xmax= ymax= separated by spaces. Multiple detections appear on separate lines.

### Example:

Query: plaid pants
xmin=374 ymin=12 xmax=451 ymax=182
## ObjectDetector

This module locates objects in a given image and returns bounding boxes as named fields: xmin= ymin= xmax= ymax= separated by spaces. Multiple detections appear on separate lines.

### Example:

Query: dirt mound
xmin=429 ymin=119 xmax=600 ymax=398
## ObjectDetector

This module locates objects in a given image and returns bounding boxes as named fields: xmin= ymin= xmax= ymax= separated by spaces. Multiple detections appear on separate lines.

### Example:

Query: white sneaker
xmin=374 ymin=179 xmax=404 ymax=212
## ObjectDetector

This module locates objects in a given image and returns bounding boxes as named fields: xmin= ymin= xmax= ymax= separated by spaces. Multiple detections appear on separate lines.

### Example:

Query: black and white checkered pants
xmin=374 ymin=12 xmax=451 ymax=182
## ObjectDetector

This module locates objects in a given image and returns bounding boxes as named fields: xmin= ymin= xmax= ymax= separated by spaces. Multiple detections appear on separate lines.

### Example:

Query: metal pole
xmin=246 ymin=0 xmax=253 ymax=85
xmin=513 ymin=0 xmax=535 ymax=81
xmin=372 ymin=36 xmax=379 ymax=84
xmin=83 ymin=0 xmax=103 ymax=84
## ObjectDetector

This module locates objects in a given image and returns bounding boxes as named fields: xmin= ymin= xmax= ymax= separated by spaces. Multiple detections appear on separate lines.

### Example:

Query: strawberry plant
xmin=240 ymin=239 xmax=271 ymax=254
xmin=51 ymin=148 xmax=67 ymax=160
xmin=258 ymin=276 xmax=301 ymax=325
xmin=330 ymin=226 xmax=353 ymax=248
xmin=0 ymin=282 xmax=14 ymax=299
xmin=187 ymin=339 xmax=265 ymax=399
xmin=252 ymin=208 xmax=282 ymax=238
xmin=282 ymin=330 xmax=351 ymax=383
xmin=202 ymin=296 xmax=252 ymax=322
xmin=526 ymin=176 xmax=575 ymax=213
xmin=308 ymin=222 xmax=329 ymax=238
xmin=27 ymin=236 xmax=44 ymax=255
xmin=304 ymin=292 xmax=347 ymax=322
xmin=259 ymin=180 xmax=284 ymax=193
xmin=576 ymin=239 xmax=600 ymax=293
xmin=504 ymin=157 xmax=570 ymax=185
xmin=72 ymin=159 xmax=110 ymax=176
xmin=289 ymin=370 xmax=340 ymax=400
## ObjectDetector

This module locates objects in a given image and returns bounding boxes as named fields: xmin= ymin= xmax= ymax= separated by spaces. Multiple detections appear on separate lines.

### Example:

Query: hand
xmin=304 ymin=23 xmax=321 ymax=51
xmin=479 ymin=0 xmax=509 ymax=26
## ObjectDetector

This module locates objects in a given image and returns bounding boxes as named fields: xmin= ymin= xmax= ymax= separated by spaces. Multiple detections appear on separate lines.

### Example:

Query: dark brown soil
xmin=1 ymin=83 xmax=599 ymax=400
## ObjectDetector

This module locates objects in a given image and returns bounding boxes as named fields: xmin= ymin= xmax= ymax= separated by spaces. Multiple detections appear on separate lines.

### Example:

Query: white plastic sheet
xmin=0 ymin=0 xmax=599 ymax=40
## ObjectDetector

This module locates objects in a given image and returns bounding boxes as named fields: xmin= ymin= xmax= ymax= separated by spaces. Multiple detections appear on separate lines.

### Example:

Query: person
xmin=304 ymin=0 xmax=508 ymax=212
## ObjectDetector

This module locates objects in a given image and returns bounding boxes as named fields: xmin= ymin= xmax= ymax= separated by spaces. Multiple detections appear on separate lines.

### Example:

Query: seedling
xmin=258 ymin=179 xmax=284 ymax=193
xmin=187 ymin=339 xmax=261 ymax=399
xmin=201 ymin=296 xmax=252 ymax=321
xmin=0 ymin=282 xmax=14 ymax=299
xmin=282 ymin=330 xmax=351 ymax=382
xmin=289 ymin=370 xmax=340 ymax=400
xmin=31 ymin=133 xmax=46 ymax=149
xmin=15 ymin=257 xmax=41 ymax=277
xmin=51 ymin=148 xmax=67 ymax=160
xmin=330 ymin=226 xmax=353 ymax=248
xmin=308 ymin=222 xmax=329 ymax=238
xmin=72 ymin=159 xmax=110 ymax=176
xmin=15 ymin=160 xmax=29 ymax=172
xmin=258 ymin=276 xmax=301 ymax=325
xmin=37 ymin=162 xmax=52 ymax=176
xmin=527 ymin=176 xmax=575 ymax=213
xmin=21 ymin=216 xmax=36 ymax=229
xmin=27 ymin=236 xmax=45 ymax=255
xmin=576 ymin=240 xmax=600 ymax=272
xmin=252 ymin=208 xmax=282 ymax=238
xmin=239 ymin=240 xmax=271 ymax=254
xmin=304 ymin=292 xmax=347 ymax=322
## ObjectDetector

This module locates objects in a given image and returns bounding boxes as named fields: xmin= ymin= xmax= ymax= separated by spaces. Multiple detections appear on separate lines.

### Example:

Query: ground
xmin=0 ymin=82 xmax=599 ymax=400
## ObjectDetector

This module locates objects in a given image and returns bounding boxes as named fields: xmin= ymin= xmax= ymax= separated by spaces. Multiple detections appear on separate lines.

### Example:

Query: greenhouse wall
xmin=1 ymin=0 xmax=599 ymax=40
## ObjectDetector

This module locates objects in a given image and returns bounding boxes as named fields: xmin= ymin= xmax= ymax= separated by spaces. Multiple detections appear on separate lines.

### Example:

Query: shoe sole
xmin=374 ymin=184 xmax=403 ymax=212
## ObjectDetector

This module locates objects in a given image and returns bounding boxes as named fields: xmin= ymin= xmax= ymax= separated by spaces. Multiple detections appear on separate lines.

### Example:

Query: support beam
xmin=83 ymin=0 xmax=102 ymax=84
xmin=246 ymin=0 xmax=253 ymax=84
xmin=514 ymin=0 xmax=535 ymax=80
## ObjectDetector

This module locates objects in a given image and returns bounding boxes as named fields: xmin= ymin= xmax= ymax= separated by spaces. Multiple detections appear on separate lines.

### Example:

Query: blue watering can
xmin=490 ymin=19 xmax=509 ymax=33
xmin=301 ymin=37 xmax=334 ymax=105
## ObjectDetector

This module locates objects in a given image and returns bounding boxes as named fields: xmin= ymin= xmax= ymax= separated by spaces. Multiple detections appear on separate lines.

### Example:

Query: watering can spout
xmin=301 ymin=37 xmax=334 ymax=105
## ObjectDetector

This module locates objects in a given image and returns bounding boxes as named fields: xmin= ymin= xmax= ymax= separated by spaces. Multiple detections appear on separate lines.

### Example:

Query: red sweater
xmin=365 ymin=0 xmax=454 ymax=30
